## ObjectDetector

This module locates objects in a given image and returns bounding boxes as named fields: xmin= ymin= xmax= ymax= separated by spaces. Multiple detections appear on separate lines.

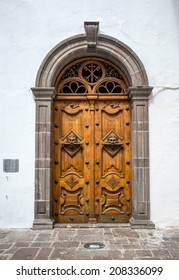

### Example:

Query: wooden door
xmin=94 ymin=100 xmax=131 ymax=223
xmin=52 ymin=58 xmax=132 ymax=223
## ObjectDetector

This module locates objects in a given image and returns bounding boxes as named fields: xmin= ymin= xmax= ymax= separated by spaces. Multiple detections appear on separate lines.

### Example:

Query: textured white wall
xmin=0 ymin=0 xmax=179 ymax=228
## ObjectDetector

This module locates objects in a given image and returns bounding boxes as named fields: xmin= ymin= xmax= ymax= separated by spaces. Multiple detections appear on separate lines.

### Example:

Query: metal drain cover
xmin=84 ymin=242 xmax=105 ymax=249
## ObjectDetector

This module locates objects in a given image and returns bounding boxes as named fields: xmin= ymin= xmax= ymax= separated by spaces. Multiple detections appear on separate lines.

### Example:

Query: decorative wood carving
xmin=60 ymin=79 xmax=88 ymax=94
xmin=59 ymin=187 xmax=84 ymax=215
xmin=95 ymin=79 xmax=126 ymax=94
xmin=65 ymin=176 xmax=79 ymax=189
xmin=101 ymin=186 xmax=125 ymax=214
xmin=55 ymin=58 xmax=128 ymax=94
xmin=62 ymin=131 xmax=82 ymax=158
xmin=107 ymin=176 xmax=120 ymax=189
xmin=62 ymin=164 xmax=81 ymax=174
xmin=102 ymin=131 xmax=124 ymax=157
xmin=101 ymin=100 xmax=125 ymax=180
xmin=61 ymin=108 xmax=83 ymax=139
xmin=104 ymin=165 xmax=120 ymax=173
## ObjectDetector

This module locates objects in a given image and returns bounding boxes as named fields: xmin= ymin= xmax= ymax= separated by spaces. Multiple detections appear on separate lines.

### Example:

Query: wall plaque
xmin=3 ymin=159 xmax=19 ymax=173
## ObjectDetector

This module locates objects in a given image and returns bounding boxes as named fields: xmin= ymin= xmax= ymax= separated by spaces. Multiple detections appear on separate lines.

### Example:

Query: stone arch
xmin=31 ymin=28 xmax=154 ymax=229
xmin=35 ymin=34 xmax=148 ymax=88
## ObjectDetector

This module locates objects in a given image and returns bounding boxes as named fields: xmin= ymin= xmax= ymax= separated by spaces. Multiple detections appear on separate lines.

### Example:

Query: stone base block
xmin=33 ymin=218 xmax=54 ymax=230
xmin=130 ymin=217 xmax=155 ymax=229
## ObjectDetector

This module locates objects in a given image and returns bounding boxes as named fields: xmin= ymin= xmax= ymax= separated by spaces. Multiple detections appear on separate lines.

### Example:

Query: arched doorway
xmin=53 ymin=57 xmax=131 ymax=223
xmin=31 ymin=25 xmax=154 ymax=228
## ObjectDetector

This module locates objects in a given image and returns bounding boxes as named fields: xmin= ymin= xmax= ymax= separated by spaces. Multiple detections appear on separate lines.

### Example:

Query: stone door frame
xmin=31 ymin=26 xmax=154 ymax=229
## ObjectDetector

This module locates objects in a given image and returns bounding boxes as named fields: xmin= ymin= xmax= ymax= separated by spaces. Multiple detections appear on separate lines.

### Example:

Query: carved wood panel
xmin=53 ymin=98 xmax=131 ymax=223
xmin=53 ymin=101 xmax=88 ymax=223
xmin=94 ymin=100 xmax=132 ymax=223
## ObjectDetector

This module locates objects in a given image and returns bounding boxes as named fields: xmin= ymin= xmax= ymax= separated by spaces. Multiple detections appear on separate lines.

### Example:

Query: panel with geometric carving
xmin=101 ymin=186 xmax=125 ymax=214
xmin=107 ymin=176 xmax=120 ymax=189
xmin=102 ymin=130 xmax=124 ymax=157
xmin=61 ymin=130 xmax=83 ymax=158
xmin=65 ymin=176 xmax=79 ymax=189
xmin=59 ymin=187 xmax=84 ymax=215
xmin=61 ymin=104 xmax=83 ymax=139
xmin=101 ymin=103 xmax=124 ymax=139
xmin=61 ymin=140 xmax=83 ymax=177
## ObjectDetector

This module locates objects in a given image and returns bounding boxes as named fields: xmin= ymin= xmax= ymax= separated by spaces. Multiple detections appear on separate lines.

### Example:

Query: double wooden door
xmin=53 ymin=96 xmax=132 ymax=223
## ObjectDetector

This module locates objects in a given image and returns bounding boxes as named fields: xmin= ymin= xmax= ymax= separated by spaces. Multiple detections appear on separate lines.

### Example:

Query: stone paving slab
xmin=0 ymin=227 xmax=179 ymax=260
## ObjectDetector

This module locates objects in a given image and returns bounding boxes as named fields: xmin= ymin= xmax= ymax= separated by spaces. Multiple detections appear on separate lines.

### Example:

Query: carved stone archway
xmin=31 ymin=22 xmax=154 ymax=229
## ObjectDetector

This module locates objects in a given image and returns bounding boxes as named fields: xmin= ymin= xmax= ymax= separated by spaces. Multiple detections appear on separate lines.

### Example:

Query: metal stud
xmin=54 ymin=212 xmax=58 ymax=216
xmin=95 ymin=197 xmax=99 ymax=202
xmin=85 ymin=160 xmax=89 ymax=165
xmin=126 ymin=160 xmax=130 ymax=164
xmin=126 ymin=141 xmax=130 ymax=145
xmin=70 ymin=216 xmax=74 ymax=221
xmin=54 ymin=140 xmax=59 ymax=145
xmin=96 ymin=180 xmax=100 ymax=185
xmin=55 ymin=108 xmax=58 ymax=111
xmin=54 ymin=160 xmax=59 ymax=164
xmin=96 ymin=213 xmax=99 ymax=217
xmin=85 ymin=141 xmax=89 ymax=145
xmin=111 ymin=216 xmax=115 ymax=221
xmin=85 ymin=180 xmax=89 ymax=184
xmin=126 ymin=122 xmax=130 ymax=125
xmin=85 ymin=124 xmax=89 ymax=128
xmin=126 ymin=197 xmax=130 ymax=202
xmin=54 ymin=180 xmax=59 ymax=184
xmin=86 ymin=212 xmax=89 ymax=216
xmin=54 ymin=198 xmax=58 ymax=202
xmin=54 ymin=124 xmax=59 ymax=128
xmin=126 ymin=180 xmax=130 ymax=184
xmin=96 ymin=141 xmax=100 ymax=146
xmin=95 ymin=122 xmax=99 ymax=126
xmin=125 ymin=107 xmax=129 ymax=111
xmin=85 ymin=198 xmax=89 ymax=202
xmin=95 ymin=108 xmax=99 ymax=111
xmin=85 ymin=108 xmax=89 ymax=112
xmin=96 ymin=160 xmax=100 ymax=165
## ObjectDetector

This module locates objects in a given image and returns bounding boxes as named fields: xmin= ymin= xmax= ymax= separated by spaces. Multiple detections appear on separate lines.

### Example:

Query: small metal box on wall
xmin=3 ymin=159 xmax=19 ymax=173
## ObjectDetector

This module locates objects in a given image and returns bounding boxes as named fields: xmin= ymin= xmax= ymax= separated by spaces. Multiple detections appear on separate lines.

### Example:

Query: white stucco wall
xmin=0 ymin=0 xmax=179 ymax=228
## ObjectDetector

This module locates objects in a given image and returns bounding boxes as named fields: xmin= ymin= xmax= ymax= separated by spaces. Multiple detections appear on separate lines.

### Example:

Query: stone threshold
xmin=54 ymin=223 xmax=131 ymax=228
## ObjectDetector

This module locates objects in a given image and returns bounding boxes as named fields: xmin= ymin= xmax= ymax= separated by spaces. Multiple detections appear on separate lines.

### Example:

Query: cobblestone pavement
xmin=0 ymin=226 xmax=179 ymax=260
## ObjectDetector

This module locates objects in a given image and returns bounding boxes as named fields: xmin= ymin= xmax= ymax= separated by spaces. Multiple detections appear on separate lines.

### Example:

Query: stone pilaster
xmin=31 ymin=87 xmax=56 ymax=229
xmin=128 ymin=86 xmax=155 ymax=228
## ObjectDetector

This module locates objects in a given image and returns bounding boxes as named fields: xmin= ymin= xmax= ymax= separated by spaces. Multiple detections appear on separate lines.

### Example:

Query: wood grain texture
xmin=52 ymin=58 xmax=131 ymax=223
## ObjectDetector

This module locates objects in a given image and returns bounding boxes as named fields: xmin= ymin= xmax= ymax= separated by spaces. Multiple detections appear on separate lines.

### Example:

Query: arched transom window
xmin=55 ymin=58 xmax=129 ymax=94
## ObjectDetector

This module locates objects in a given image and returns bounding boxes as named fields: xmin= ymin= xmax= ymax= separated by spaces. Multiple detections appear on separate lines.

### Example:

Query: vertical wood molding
xmin=31 ymin=87 xmax=56 ymax=229
xmin=128 ymin=86 xmax=155 ymax=228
